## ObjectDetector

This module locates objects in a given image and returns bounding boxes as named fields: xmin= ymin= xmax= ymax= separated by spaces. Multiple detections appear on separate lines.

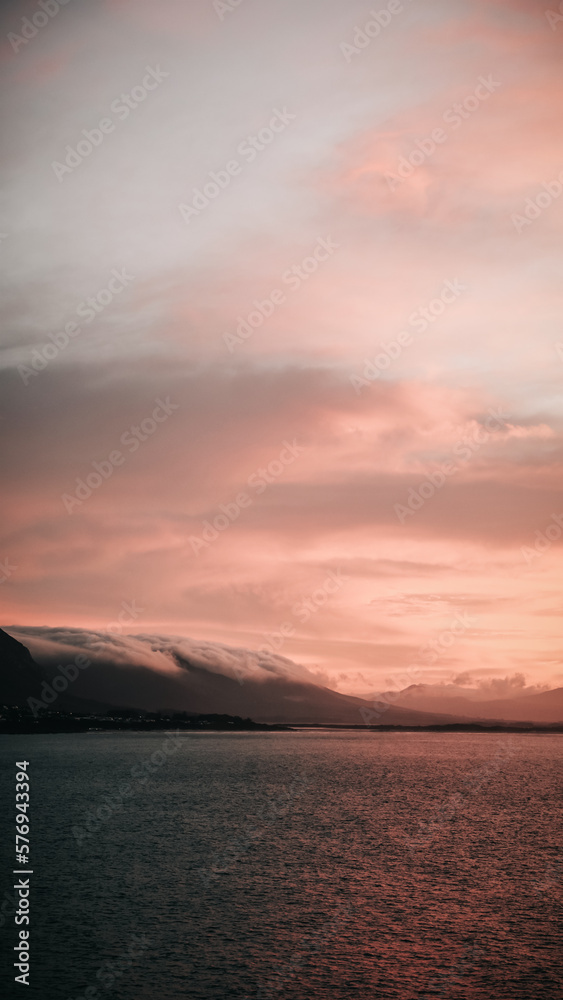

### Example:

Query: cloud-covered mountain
xmin=0 ymin=627 xmax=563 ymax=725
xmin=3 ymin=627 xmax=562 ymax=725
xmin=0 ymin=627 xmax=109 ymax=714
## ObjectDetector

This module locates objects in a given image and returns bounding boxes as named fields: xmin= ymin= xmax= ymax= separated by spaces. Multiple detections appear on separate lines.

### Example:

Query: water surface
xmin=0 ymin=731 xmax=561 ymax=999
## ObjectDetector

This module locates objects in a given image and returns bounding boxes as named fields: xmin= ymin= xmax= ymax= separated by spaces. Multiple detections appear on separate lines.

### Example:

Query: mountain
xmin=0 ymin=627 xmax=48 ymax=706
xmin=0 ymin=627 xmax=108 ymax=714
xmin=154 ymin=655 xmax=488 ymax=726
xmin=391 ymin=683 xmax=563 ymax=724
xmin=2 ymin=627 xmax=561 ymax=726
xmin=0 ymin=627 xmax=484 ymax=725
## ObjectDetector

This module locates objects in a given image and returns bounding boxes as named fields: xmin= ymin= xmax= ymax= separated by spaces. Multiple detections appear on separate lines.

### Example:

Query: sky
xmin=1 ymin=0 xmax=562 ymax=695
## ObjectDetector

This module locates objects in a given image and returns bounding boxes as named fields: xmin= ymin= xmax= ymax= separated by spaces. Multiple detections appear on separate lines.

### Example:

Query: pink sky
xmin=0 ymin=0 xmax=562 ymax=693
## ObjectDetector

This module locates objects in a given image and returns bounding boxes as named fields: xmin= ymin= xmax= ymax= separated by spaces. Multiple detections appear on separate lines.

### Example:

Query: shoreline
xmin=1 ymin=719 xmax=561 ymax=735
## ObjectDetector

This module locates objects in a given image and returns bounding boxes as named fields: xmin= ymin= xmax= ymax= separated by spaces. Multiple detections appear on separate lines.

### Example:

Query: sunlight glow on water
xmin=0 ymin=731 xmax=561 ymax=999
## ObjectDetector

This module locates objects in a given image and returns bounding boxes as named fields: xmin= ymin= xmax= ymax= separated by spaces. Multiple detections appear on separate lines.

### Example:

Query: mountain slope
xmin=168 ymin=655 xmax=489 ymax=725
xmin=0 ymin=627 xmax=48 ymax=706
xmin=3 ymin=627 xmax=561 ymax=725
xmin=0 ymin=628 xmax=520 ymax=725
xmin=0 ymin=627 xmax=108 ymax=713
xmin=393 ymin=684 xmax=563 ymax=724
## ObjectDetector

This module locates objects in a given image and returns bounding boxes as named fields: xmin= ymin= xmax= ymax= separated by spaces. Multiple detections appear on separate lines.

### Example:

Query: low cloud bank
xmin=7 ymin=626 xmax=317 ymax=685
xmin=451 ymin=672 xmax=550 ymax=699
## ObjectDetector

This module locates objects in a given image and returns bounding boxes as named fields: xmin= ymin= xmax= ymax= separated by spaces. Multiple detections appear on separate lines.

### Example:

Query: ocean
xmin=0 ymin=731 xmax=561 ymax=999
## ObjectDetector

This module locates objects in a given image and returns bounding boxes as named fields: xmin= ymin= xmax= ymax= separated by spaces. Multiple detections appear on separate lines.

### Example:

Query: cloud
xmin=451 ymin=671 xmax=546 ymax=697
xmin=1 ymin=0 xmax=562 ymax=694
xmin=390 ymin=673 xmax=551 ymax=701
xmin=8 ymin=625 xmax=318 ymax=685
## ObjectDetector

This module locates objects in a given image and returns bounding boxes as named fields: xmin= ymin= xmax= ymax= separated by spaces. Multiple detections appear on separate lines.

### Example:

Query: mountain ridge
xmin=2 ymin=626 xmax=562 ymax=725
